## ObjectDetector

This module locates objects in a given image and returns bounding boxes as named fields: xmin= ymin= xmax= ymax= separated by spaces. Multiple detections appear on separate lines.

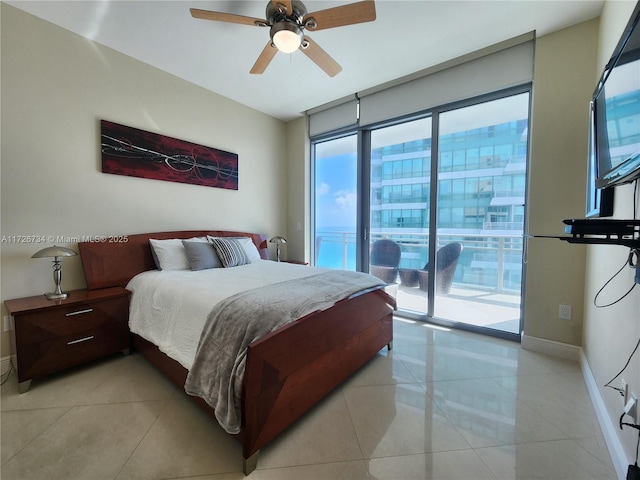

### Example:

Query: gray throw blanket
xmin=184 ymin=270 xmax=385 ymax=434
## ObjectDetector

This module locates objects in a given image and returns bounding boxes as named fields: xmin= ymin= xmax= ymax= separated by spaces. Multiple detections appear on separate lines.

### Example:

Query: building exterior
xmin=370 ymin=118 xmax=529 ymax=292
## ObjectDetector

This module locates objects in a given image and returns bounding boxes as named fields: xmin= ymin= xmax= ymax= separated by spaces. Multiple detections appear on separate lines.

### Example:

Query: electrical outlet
xmin=623 ymin=378 xmax=630 ymax=404
xmin=558 ymin=304 xmax=572 ymax=320
xmin=3 ymin=316 xmax=11 ymax=332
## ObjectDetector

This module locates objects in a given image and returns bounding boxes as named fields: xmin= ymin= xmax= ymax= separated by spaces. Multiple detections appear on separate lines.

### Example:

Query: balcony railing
xmin=482 ymin=221 xmax=524 ymax=230
xmin=315 ymin=230 xmax=523 ymax=294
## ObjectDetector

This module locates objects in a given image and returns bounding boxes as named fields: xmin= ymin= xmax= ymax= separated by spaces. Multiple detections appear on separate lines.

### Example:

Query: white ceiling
xmin=6 ymin=0 xmax=605 ymax=122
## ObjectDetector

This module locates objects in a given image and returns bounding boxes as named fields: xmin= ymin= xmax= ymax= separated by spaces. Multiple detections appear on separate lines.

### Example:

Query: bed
xmin=77 ymin=230 xmax=395 ymax=475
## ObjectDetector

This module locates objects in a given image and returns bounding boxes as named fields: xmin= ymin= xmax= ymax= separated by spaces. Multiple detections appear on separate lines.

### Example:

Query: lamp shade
xmin=32 ymin=245 xmax=77 ymax=300
xmin=269 ymin=236 xmax=287 ymax=262
xmin=32 ymin=246 xmax=78 ymax=259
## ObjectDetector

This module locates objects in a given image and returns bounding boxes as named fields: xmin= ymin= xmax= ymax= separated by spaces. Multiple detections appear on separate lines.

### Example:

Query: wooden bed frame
xmin=78 ymin=230 xmax=395 ymax=475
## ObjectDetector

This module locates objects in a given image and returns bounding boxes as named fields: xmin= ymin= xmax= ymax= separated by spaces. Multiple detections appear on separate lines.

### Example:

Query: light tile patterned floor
xmin=1 ymin=319 xmax=615 ymax=479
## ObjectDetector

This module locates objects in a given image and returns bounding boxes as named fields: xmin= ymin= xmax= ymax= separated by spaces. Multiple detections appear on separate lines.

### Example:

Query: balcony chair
xmin=369 ymin=239 xmax=401 ymax=284
xmin=417 ymin=242 xmax=463 ymax=294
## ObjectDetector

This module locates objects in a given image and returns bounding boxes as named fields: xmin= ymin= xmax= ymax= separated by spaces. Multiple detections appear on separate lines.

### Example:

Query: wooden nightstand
xmin=5 ymin=287 xmax=131 ymax=393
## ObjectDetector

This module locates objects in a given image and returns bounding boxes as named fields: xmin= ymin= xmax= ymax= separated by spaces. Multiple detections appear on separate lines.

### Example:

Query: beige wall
xmin=524 ymin=19 xmax=600 ymax=345
xmin=284 ymin=116 xmax=310 ymax=263
xmin=0 ymin=5 xmax=287 ymax=357
xmin=583 ymin=0 xmax=640 ymax=466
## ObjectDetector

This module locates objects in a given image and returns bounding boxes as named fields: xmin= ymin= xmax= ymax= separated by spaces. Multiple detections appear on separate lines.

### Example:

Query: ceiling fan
xmin=190 ymin=0 xmax=376 ymax=77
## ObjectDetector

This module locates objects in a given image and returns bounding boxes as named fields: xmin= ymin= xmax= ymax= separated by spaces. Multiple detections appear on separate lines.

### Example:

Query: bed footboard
xmin=240 ymin=288 xmax=394 ymax=472
xmin=131 ymin=288 xmax=394 ymax=475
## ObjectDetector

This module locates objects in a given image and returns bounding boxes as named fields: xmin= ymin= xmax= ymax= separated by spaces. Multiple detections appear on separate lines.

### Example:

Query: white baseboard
xmin=580 ymin=351 xmax=628 ymax=480
xmin=521 ymin=333 xmax=581 ymax=361
xmin=522 ymin=334 xmax=626 ymax=479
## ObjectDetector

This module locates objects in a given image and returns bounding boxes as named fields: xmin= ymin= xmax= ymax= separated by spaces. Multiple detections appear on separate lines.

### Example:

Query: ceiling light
xmin=270 ymin=22 xmax=303 ymax=53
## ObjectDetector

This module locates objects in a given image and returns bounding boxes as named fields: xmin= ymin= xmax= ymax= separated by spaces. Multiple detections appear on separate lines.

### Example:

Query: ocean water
xmin=315 ymin=228 xmax=356 ymax=270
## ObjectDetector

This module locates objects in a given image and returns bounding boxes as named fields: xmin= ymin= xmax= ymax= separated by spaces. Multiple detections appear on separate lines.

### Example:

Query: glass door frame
xmin=358 ymin=130 xmax=371 ymax=273
xmin=311 ymin=85 xmax=532 ymax=342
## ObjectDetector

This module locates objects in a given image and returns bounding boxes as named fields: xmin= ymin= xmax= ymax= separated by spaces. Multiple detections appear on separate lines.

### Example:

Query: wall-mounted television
xmin=586 ymin=116 xmax=614 ymax=217
xmin=590 ymin=1 xmax=640 ymax=199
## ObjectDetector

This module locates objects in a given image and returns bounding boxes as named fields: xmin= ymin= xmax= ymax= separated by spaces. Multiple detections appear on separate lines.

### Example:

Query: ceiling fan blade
xmin=304 ymin=0 xmax=376 ymax=31
xmin=190 ymin=8 xmax=267 ymax=27
xmin=250 ymin=41 xmax=278 ymax=74
xmin=271 ymin=0 xmax=293 ymax=15
xmin=300 ymin=36 xmax=342 ymax=77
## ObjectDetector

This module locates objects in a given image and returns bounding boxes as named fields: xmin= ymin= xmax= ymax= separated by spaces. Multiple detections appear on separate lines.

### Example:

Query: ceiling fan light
xmin=271 ymin=22 xmax=303 ymax=53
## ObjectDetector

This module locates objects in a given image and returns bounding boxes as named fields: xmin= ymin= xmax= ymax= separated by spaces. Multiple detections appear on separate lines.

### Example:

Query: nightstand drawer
xmin=5 ymin=287 xmax=131 ymax=391
xmin=15 ymin=297 xmax=128 ymax=347
xmin=16 ymin=323 xmax=128 ymax=379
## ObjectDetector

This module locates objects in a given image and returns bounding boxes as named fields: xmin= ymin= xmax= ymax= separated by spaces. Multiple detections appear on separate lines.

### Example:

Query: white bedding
xmin=126 ymin=260 xmax=329 ymax=370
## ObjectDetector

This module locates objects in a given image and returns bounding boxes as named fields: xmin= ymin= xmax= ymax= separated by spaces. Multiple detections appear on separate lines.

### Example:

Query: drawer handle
xmin=65 ymin=308 xmax=94 ymax=317
xmin=67 ymin=336 xmax=94 ymax=345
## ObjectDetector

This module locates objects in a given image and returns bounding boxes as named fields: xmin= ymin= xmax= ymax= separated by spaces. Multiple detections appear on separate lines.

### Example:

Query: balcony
xmin=315 ymin=230 xmax=522 ymax=334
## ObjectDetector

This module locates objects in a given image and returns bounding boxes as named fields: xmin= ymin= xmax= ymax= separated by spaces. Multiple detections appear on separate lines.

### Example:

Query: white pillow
xmin=235 ymin=237 xmax=262 ymax=262
xmin=207 ymin=236 xmax=261 ymax=263
xmin=149 ymin=237 xmax=207 ymax=270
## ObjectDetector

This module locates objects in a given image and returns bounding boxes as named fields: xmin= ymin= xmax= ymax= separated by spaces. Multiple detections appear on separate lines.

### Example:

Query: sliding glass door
xmin=313 ymin=134 xmax=358 ymax=270
xmin=369 ymin=117 xmax=432 ymax=311
xmin=432 ymin=93 xmax=529 ymax=335
xmin=313 ymin=89 xmax=530 ymax=339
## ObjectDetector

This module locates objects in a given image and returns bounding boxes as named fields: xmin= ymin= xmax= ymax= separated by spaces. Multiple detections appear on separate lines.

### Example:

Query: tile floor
xmin=1 ymin=318 xmax=617 ymax=480
xmin=397 ymin=286 xmax=521 ymax=335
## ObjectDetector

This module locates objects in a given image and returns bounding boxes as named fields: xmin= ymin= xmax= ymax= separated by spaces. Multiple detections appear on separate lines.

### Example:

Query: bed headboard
xmin=78 ymin=230 xmax=269 ymax=290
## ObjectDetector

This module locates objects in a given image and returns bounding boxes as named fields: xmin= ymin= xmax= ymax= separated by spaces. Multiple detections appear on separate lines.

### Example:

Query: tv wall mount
xmin=532 ymin=219 xmax=640 ymax=249
xmin=562 ymin=219 xmax=640 ymax=249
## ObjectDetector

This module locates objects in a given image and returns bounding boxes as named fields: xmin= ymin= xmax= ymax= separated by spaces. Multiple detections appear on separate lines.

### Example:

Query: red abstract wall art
xmin=101 ymin=120 xmax=238 ymax=190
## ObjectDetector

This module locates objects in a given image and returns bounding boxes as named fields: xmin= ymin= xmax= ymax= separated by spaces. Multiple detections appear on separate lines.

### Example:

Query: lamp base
xmin=45 ymin=292 xmax=68 ymax=300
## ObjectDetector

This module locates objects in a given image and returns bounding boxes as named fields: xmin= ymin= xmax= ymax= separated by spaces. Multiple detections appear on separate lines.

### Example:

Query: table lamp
xmin=32 ymin=245 xmax=78 ymax=300
xmin=269 ymin=236 xmax=287 ymax=262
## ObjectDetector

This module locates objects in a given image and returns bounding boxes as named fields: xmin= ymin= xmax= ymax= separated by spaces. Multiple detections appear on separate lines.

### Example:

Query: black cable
xmin=620 ymin=412 xmax=640 ymax=430
xmin=600 ymin=180 xmax=640 ymax=399
xmin=594 ymin=255 xmax=637 ymax=308
xmin=622 ymin=421 xmax=640 ymax=478
xmin=605 ymin=336 xmax=640 ymax=394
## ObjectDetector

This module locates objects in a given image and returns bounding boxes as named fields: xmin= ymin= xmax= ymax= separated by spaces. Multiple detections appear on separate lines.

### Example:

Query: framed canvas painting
xmin=101 ymin=120 xmax=238 ymax=190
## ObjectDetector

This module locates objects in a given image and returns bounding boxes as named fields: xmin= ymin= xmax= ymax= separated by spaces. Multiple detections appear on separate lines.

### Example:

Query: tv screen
xmin=586 ymin=107 xmax=614 ymax=217
xmin=592 ymin=2 xmax=640 ymax=190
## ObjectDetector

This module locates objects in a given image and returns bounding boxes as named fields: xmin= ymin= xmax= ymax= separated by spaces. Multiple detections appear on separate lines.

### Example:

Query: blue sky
xmin=315 ymin=151 xmax=357 ymax=230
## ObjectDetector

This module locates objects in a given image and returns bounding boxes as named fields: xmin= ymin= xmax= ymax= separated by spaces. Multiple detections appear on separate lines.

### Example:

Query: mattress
xmin=126 ymin=260 xmax=330 ymax=369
